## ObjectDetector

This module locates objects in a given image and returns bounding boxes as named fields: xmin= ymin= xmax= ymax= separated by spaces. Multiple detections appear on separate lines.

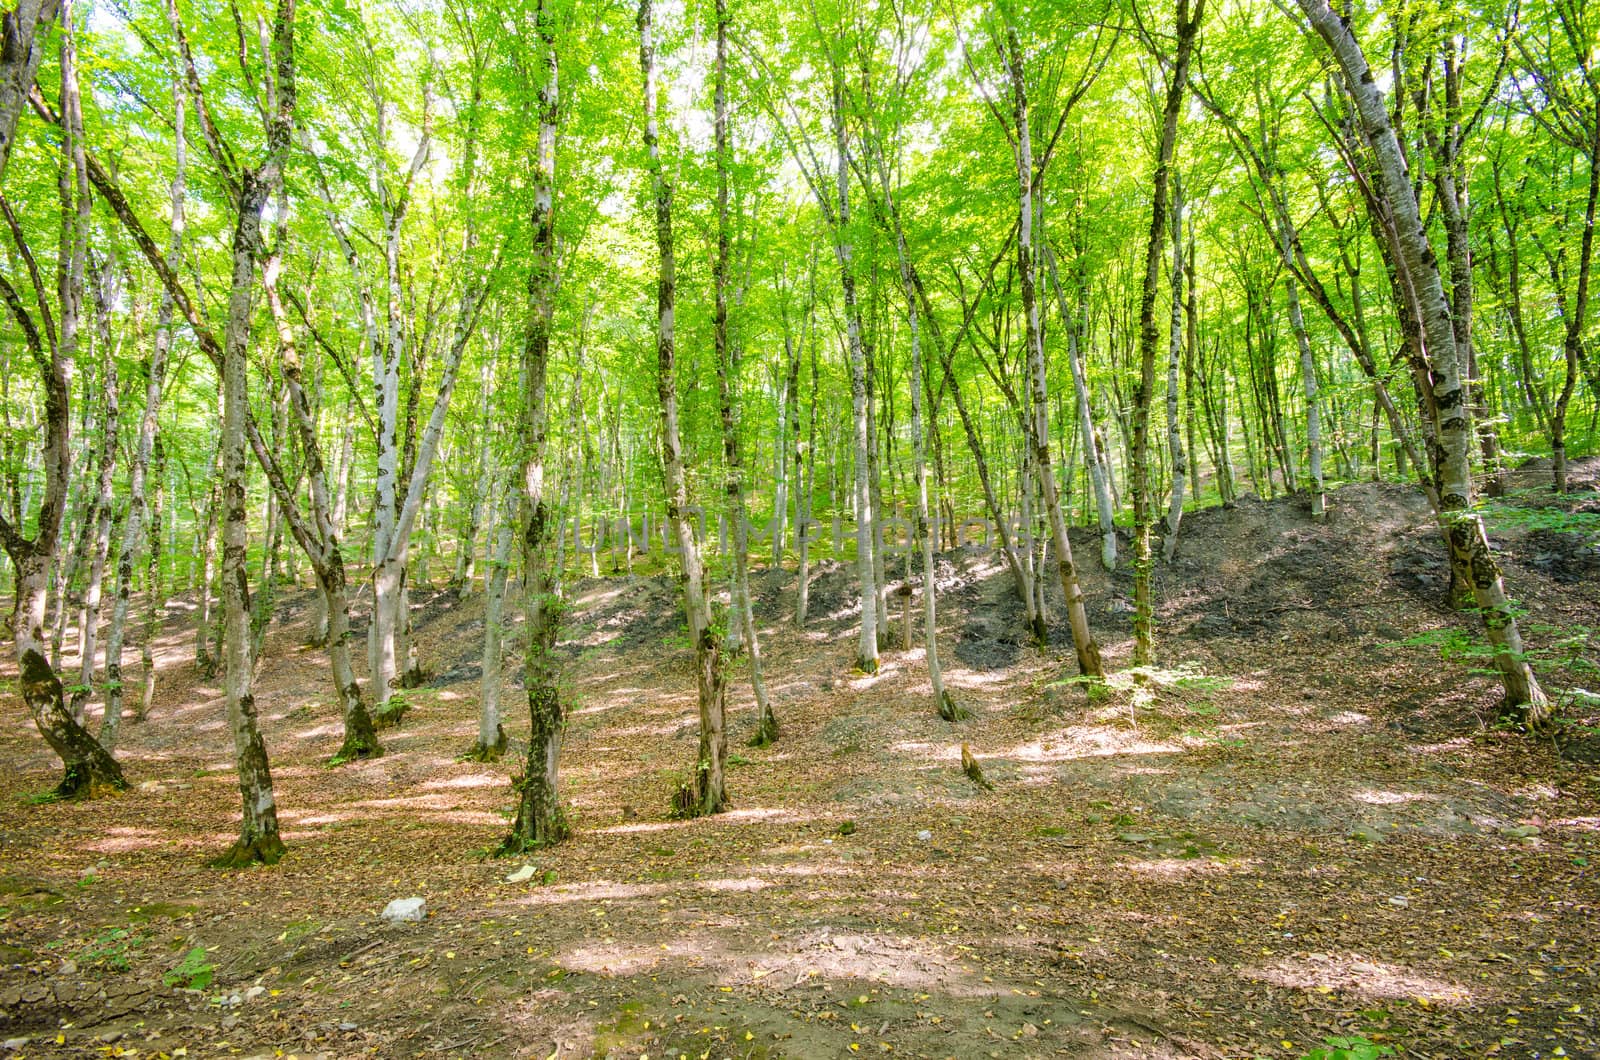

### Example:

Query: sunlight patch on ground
xmin=1326 ymin=711 xmax=1371 ymax=726
xmin=570 ymin=698 xmax=628 ymax=717
xmin=515 ymin=876 xmax=773 ymax=909
xmin=554 ymin=924 xmax=983 ymax=995
xmin=594 ymin=820 xmax=689 ymax=835
xmin=82 ymin=827 xmax=167 ymax=854
xmin=1350 ymin=789 xmax=1440 ymax=806
xmin=418 ymin=773 xmax=503 ymax=791
xmin=1406 ymin=737 xmax=1475 ymax=754
xmin=847 ymin=664 xmax=902 ymax=690
xmin=1123 ymin=857 xmax=1236 ymax=879
xmin=1553 ymin=816 xmax=1600 ymax=831
xmin=290 ymin=723 xmax=344 ymax=740
xmin=1248 ymin=954 xmax=1477 ymax=1005
xmin=943 ymin=669 xmax=1012 ymax=687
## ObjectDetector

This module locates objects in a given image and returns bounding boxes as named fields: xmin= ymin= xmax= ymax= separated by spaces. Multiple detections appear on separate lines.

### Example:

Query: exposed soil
xmin=1 ymin=469 xmax=1597 ymax=1059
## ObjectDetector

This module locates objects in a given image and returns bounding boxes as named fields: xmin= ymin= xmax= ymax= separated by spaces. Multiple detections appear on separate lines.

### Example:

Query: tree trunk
xmin=503 ymin=0 xmax=568 ymax=851
xmin=1162 ymin=177 xmax=1189 ymax=561
xmin=475 ymin=491 xmax=513 ymax=761
xmin=194 ymin=437 xmax=220 ymax=676
xmin=71 ymin=309 xmax=117 ymax=722
xmin=1043 ymin=237 xmax=1116 ymax=570
xmin=1005 ymin=25 xmax=1102 ymax=677
xmin=713 ymin=0 xmax=775 ymax=748
xmin=103 ymin=80 xmax=182 ymax=746
xmin=1293 ymin=0 xmax=1550 ymax=728
xmin=1130 ymin=0 xmax=1203 ymax=666
xmin=0 ymin=5 xmax=125 ymax=797
xmin=0 ymin=0 xmax=60 ymax=187
xmin=641 ymin=0 xmax=727 ymax=818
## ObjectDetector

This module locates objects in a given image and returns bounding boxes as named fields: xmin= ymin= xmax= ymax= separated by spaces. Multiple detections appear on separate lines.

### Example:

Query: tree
xmin=0 ymin=0 xmax=126 ymax=797
xmin=1291 ymin=0 xmax=1553 ymax=729
xmin=640 ymin=0 xmax=728 ymax=817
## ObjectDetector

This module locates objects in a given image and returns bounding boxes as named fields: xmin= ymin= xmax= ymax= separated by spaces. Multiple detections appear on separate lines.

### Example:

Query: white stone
xmin=243 ymin=985 xmax=266 ymax=1001
xmin=3 ymin=1040 xmax=29 ymax=1053
xmin=916 ymin=830 xmax=932 ymax=841
xmin=381 ymin=897 xmax=427 ymax=923
xmin=505 ymin=865 xmax=536 ymax=883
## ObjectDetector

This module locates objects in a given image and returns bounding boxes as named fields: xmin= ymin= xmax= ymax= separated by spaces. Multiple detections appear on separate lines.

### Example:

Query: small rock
xmin=338 ymin=1022 xmax=359 ymax=1032
xmin=243 ymin=985 xmax=266 ymax=1002
xmin=99 ymin=1031 xmax=122 ymax=1044
xmin=1020 ymin=1022 xmax=1039 ymax=1038
xmin=59 ymin=960 xmax=77 ymax=975
xmin=1387 ymin=895 xmax=1409 ymax=908
xmin=916 ymin=830 xmax=932 ymax=841
xmin=225 ymin=993 xmax=243 ymax=1007
xmin=3 ymin=1039 xmax=29 ymax=1052
xmin=505 ymin=865 xmax=537 ymax=884
xmin=381 ymin=897 xmax=427 ymax=924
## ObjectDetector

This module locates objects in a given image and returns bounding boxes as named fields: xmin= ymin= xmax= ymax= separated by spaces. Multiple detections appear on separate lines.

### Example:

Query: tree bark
xmin=1004 ymin=25 xmax=1102 ymax=677
xmin=0 ymin=2 xmax=125 ymax=797
xmin=207 ymin=0 xmax=296 ymax=868
xmin=1131 ymin=0 xmax=1203 ymax=666
xmin=103 ymin=69 xmax=182 ymax=747
xmin=1162 ymin=177 xmax=1189 ymax=560
xmin=640 ymin=0 xmax=728 ymax=817
xmin=713 ymin=0 xmax=775 ymax=747
xmin=1293 ymin=0 xmax=1551 ymax=727
xmin=503 ymin=0 xmax=569 ymax=851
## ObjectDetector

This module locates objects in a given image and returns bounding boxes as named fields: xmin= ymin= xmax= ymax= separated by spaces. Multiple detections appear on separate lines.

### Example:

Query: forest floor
xmin=1 ymin=465 xmax=1599 ymax=1060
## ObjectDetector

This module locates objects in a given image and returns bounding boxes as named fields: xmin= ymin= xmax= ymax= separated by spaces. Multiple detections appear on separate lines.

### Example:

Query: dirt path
xmin=1 ymin=477 xmax=1597 ymax=1058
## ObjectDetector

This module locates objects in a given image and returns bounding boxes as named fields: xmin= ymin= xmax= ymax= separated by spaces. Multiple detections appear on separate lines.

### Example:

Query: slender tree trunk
xmin=1162 ymin=177 xmax=1189 ymax=560
xmin=209 ymin=0 xmax=296 ymax=865
xmin=1293 ymin=0 xmax=1551 ymax=727
xmin=0 ymin=0 xmax=60 ymax=187
xmin=1551 ymin=131 xmax=1598 ymax=494
xmin=503 ymin=0 xmax=568 ymax=850
xmin=1130 ymin=0 xmax=1203 ymax=666
xmin=1044 ymin=238 xmax=1116 ymax=570
xmin=1005 ymin=25 xmax=1102 ymax=677
xmin=796 ymin=261 xmax=818 ymax=627
xmin=71 ymin=307 xmax=117 ymax=722
xmin=712 ymin=0 xmax=775 ymax=747
xmin=475 ymin=489 xmax=512 ymax=761
xmin=641 ymin=0 xmax=727 ymax=817
xmin=138 ymin=437 xmax=164 ymax=720
xmin=0 ymin=4 xmax=126 ymax=797
xmin=822 ymin=69 xmax=880 ymax=673
xmin=194 ymin=436 xmax=220 ymax=675
xmin=103 ymin=81 xmax=183 ymax=745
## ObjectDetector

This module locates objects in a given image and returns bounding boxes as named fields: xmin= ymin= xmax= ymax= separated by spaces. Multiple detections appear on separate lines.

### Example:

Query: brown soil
xmin=1 ymin=470 xmax=1597 ymax=1059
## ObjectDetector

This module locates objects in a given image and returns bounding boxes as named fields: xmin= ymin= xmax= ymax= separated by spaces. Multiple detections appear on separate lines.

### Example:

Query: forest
xmin=0 ymin=0 xmax=1597 ymax=1054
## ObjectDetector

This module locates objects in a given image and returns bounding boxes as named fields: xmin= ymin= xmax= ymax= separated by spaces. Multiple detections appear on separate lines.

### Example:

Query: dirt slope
xmin=0 ymin=472 xmax=1597 ymax=1059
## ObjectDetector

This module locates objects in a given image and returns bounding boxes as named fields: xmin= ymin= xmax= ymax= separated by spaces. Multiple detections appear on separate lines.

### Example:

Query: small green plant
xmin=76 ymin=927 xmax=145 ymax=971
xmin=163 ymin=946 xmax=216 ymax=990
xmin=1301 ymin=1035 xmax=1395 ymax=1060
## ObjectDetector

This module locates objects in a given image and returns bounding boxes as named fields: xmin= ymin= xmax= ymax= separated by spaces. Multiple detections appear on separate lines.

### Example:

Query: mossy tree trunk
xmin=641 ymin=0 xmax=728 ymax=817
xmin=1129 ymin=0 xmax=1204 ymax=667
xmin=503 ymin=0 xmax=569 ymax=853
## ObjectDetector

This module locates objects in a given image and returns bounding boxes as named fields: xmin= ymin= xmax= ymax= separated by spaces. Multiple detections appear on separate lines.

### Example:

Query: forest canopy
xmin=2 ymin=0 xmax=1597 ymax=843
